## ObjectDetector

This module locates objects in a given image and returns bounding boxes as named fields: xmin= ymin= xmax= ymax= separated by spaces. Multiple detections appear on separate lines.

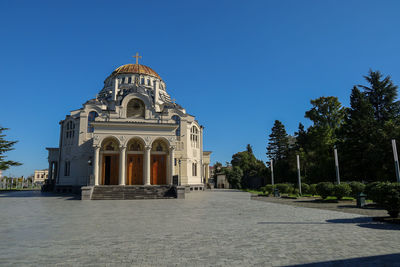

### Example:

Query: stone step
xmin=91 ymin=185 xmax=177 ymax=200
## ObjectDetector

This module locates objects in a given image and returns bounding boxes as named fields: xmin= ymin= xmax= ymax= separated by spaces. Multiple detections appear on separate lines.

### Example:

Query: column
xmin=48 ymin=161 xmax=53 ymax=181
xmin=94 ymin=146 xmax=100 ymax=186
xmin=144 ymin=145 xmax=151 ymax=185
xmin=169 ymin=146 xmax=175 ymax=185
xmin=119 ymin=145 xmax=126 ymax=185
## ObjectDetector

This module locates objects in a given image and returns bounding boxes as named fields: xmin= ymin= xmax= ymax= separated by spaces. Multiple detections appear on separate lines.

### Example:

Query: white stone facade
xmin=34 ymin=169 xmax=48 ymax=183
xmin=47 ymin=61 xmax=211 ymax=188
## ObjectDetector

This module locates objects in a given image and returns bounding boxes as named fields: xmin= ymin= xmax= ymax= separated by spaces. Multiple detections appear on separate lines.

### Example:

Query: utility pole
xmin=297 ymin=155 xmax=302 ymax=195
xmin=392 ymin=139 xmax=400 ymax=183
xmin=270 ymin=159 xmax=274 ymax=186
xmin=334 ymin=147 xmax=340 ymax=184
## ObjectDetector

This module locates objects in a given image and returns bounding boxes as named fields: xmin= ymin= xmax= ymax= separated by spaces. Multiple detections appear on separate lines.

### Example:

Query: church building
xmin=46 ymin=54 xmax=211 ymax=198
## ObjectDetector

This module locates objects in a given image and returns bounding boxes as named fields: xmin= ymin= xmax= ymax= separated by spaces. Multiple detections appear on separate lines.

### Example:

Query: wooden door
xmin=127 ymin=154 xmax=144 ymax=185
xmin=151 ymin=155 xmax=166 ymax=185
xmin=102 ymin=154 xmax=119 ymax=185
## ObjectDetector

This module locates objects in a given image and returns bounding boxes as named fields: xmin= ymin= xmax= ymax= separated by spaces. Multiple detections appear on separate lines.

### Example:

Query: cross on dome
xmin=132 ymin=52 xmax=142 ymax=64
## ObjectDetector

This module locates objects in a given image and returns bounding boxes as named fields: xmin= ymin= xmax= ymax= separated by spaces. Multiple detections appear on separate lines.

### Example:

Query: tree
xmin=0 ymin=127 xmax=21 ymax=170
xmin=359 ymin=70 xmax=400 ymax=124
xmin=339 ymin=87 xmax=376 ymax=181
xmin=267 ymin=120 xmax=294 ymax=183
xmin=267 ymin=120 xmax=289 ymax=161
xmin=304 ymin=97 xmax=345 ymax=183
xmin=224 ymin=166 xmax=243 ymax=189
xmin=231 ymin=144 xmax=266 ymax=188
xmin=341 ymin=70 xmax=400 ymax=181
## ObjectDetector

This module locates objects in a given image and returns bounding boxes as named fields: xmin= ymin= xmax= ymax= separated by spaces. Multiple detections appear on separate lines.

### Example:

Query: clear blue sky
xmin=1 ymin=0 xmax=400 ymax=177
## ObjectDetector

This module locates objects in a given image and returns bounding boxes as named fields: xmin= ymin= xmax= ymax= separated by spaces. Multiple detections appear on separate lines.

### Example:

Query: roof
xmin=112 ymin=64 xmax=161 ymax=80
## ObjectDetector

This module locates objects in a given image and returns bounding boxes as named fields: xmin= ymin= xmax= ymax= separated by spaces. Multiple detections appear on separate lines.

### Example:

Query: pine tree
xmin=0 ymin=127 xmax=21 ymax=170
xmin=340 ymin=87 xmax=376 ymax=181
xmin=267 ymin=120 xmax=289 ymax=161
xmin=359 ymin=70 xmax=400 ymax=124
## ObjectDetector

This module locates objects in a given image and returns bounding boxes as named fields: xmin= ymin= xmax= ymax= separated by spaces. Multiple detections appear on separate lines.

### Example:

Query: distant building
xmin=216 ymin=174 xmax=230 ymax=189
xmin=34 ymin=169 xmax=48 ymax=183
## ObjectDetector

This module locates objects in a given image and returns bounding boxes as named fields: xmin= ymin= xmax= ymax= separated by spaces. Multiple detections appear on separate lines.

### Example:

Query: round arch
xmin=100 ymin=136 xmax=120 ymax=185
xmin=120 ymin=94 xmax=152 ymax=118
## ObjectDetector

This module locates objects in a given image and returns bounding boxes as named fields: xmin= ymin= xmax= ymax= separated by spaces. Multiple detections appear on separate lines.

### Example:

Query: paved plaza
xmin=0 ymin=190 xmax=400 ymax=266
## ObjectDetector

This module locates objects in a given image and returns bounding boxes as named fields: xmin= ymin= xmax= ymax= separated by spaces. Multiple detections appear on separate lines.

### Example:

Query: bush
xmin=260 ymin=186 xmax=267 ymax=195
xmin=275 ymin=184 xmax=289 ymax=194
xmin=293 ymin=188 xmax=300 ymax=196
xmin=349 ymin=181 xmax=366 ymax=198
xmin=382 ymin=183 xmax=400 ymax=218
xmin=301 ymin=183 xmax=310 ymax=194
xmin=275 ymin=184 xmax=294 ymax=194
xmin=265 ymin=184 xmax=274 ymax=193
xmin=309 ymin=184 xmax=317 ymax=196
xmin=333 ymin=183 xmax=352 ymax=200
xmin=365 ymin=181 xmax=388 ymax=205
xmin=316 ymin=182 xmax=334 ymax=199
xmin=365 ymin=182 xmax=400 ymax=218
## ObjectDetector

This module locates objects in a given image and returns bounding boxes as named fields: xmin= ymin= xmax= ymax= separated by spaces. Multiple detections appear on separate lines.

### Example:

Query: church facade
xmin=46 ymin=55 xmax=211 ymax=195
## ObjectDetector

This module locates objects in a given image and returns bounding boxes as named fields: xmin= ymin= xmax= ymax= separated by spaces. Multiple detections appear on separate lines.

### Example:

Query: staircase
xmin=91 ymin=185 xmax=177 ymax=200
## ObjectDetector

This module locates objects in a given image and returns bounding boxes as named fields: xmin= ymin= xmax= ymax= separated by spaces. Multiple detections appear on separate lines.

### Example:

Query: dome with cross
xmin=112 ymin=63 xmax=161 ymax=80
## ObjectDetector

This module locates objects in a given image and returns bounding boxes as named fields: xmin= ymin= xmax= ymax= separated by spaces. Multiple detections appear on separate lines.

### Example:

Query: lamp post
xmin=296 ymin=155 xmax=302 ymax=195
xmin=392 ymin=139 xmax=400 ymax=183
xmin=270 ymin=159 xmax=274 ymax=186
xmin=334 ymin=147 xmax=340 ymax=184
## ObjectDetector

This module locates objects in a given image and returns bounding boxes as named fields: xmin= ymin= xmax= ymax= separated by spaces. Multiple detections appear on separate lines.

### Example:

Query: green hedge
xmin=365 ymin=182 xmax=400 ymax=218
xmin=349 ymin=181 xmax=366 ymax=198
xmin=316 ymin=182 xmax=335 ymax=199
xmin=333 ymin=183 xmax=351 ymax=200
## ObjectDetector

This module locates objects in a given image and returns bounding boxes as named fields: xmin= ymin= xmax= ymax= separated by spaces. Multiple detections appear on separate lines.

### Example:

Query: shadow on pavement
xmin=258 ymin=217 xmax=400 ymax=230
xmin=285 ymin=253 xmax=400 ymax=266
xmin=0 ymin=190 xmax=80 ymax=200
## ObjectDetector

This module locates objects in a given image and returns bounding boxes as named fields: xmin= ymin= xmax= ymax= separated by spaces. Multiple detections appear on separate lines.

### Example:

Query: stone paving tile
xmin=0 ymin=190 xmax=400 ymax=266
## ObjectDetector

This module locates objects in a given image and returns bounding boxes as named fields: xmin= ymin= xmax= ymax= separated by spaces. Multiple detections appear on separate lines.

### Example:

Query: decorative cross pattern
xmin=132 ymin=52 xmax=142 ymax=64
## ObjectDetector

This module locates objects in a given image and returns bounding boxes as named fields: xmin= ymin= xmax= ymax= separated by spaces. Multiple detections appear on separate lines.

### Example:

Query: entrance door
xmin=127 ymin=154 xmax=144 ymax=185
xmin=150 ymin=155 xmax=166 ymax=185
xmin=101 ymin=154 xmax=119 ymax=185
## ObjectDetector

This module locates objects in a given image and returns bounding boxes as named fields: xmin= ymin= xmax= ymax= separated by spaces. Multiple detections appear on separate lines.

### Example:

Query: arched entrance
xmin=100 ymin=137 xmax=120 ymax=185
xmin=126 ymin=138 xmax=145 ymax=185
xmin=150 ymin=139 xmax=168 ymax=185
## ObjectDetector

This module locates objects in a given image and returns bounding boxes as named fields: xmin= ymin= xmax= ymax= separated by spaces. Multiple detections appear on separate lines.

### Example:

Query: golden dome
xmin=112 ymin=64 xmax=161 ymax=80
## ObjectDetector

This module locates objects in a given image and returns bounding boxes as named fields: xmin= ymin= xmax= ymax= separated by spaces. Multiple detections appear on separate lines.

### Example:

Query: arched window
xmin=128 ymin=77 xmax=132 ymax=84
xmin=171 ymin=115 xmax=181 ymax=139
xmin=127 ymin=99 xmax=145 ymax=118
xmin=87 ymin=111 xmax=98 ymax=133
xmin=101 ymin=138 xmax=119 ymax=151
xmin=147 ymin=79 xmax=151 ymax=86
xmin=190 ymin=126 xmax=199 ymax=148
xmin=141 ymin=77 xmax=144 ymax=84
xmin=151 ymin=139 xmax=168 ymax=152
xmin=127 ymin=138 xmax=144 ymax=151
xmin=192 ymin=163 xmax=197 ymax=176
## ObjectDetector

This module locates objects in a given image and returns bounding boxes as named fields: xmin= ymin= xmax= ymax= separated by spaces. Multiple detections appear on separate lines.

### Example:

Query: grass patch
xmin=242 ymin=189 xmax=264 ymax=195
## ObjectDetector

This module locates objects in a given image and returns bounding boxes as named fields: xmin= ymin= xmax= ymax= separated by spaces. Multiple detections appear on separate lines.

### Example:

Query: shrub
xmin=301 ymin=183 xmax=310 ymax=194
xmin=265 ymin=185 xmax=274 ymax=194
xmin=275 ymin=184 xmax=289 ymax=194
xmin=287 ymin=184 xmax=295 ymax=194
xmin=260 ymin=186 xmax=267 ymax=195
xmin=333 ymin=183 xmax=352 ymax=200
xmin=382 ymin=183 xmax=400 ymax=218
xmin=349 ymin=181 xmax=366 ymax=198
xmin=316 ymin=182 xmax=334 ymax=199
xmin=309 ymin=184 xmax=317 ymax=196
xmin=365 ymin=182 xmax=388 ymax=205
xmin=275 ymin=184 xmax=294 ymax=194
xmin=293 ymin=188 xmax=300 ymax=196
